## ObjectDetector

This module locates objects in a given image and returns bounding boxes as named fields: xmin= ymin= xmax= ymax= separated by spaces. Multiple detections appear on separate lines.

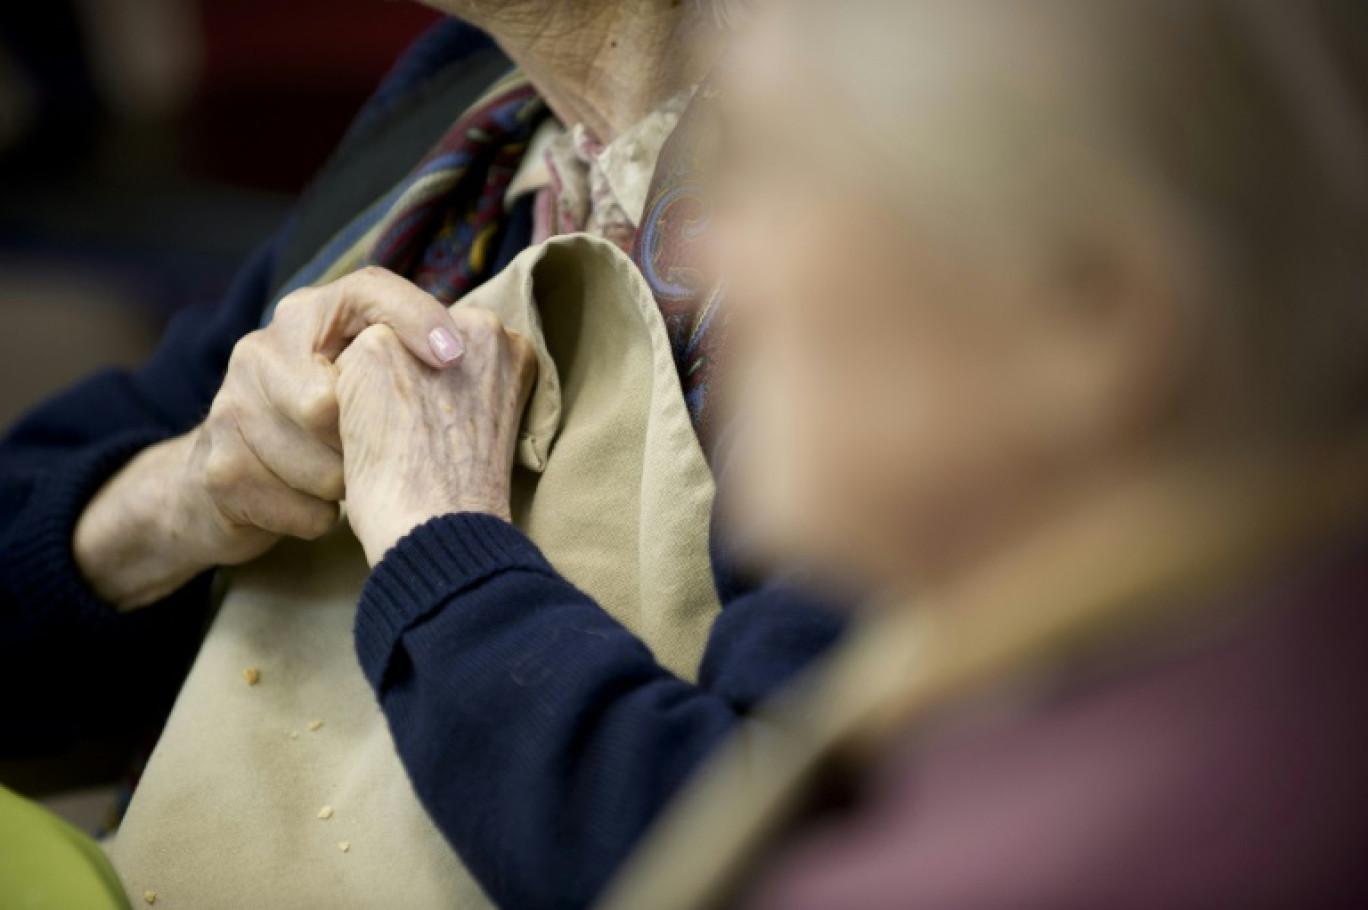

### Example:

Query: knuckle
xmin=353 ymin=323 xmax=399 ymax=357
xmin=295 ymin=382 xmax=337 ymax=434
xmin=347 ymin=266 xmax=395 ymax=296
xmin=355 ymin=265 xmax=393 ymax=283
xmin=202 ymin=445 xmax=246 ymax=497
xmin=455 ymin=307 xmax=502 ymax=345
xmin=359 ymin=321 xmax=397 ymax=344
xmin=467 ymin=306 xmax=503 ymax=331
xmin=206 ymin=393 xmax=245 ymax=433
xmin=226 ymin=332 xmax=262 ymax=373
xmin=273 ymin=289 xmax=312 ymax=320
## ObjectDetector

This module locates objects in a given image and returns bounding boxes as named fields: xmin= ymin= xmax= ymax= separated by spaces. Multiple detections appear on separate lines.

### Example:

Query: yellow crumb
xmin=338 ymin=841 xmax=351 ymax=853
xmin=308 ymin=719 xmax=324 ymax=732
xmin=242 ymin=667 xmax=260 ymax=686
xmin=143 ymin=891 xmax=156 ymax=905
xmin=318 ymin=805 xmax=334 ymax=820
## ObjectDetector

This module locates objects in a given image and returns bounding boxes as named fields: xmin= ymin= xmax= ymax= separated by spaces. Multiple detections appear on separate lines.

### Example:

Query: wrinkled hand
xmin=180 ymin=268 xmax=468 ymax=567
xmin=75 ymin=267 xmax=469 ymax=609
xmin=336 ymin=306 xmax=537 ymax=566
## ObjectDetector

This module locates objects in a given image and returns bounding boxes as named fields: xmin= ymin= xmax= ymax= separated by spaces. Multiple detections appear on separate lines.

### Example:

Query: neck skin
xmin=432 ymin=1 xmax=720 ymax=142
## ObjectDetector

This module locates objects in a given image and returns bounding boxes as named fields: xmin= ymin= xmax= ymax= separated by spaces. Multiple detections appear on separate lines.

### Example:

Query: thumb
xmin=309 ymin=266 xmax=464 ymax=369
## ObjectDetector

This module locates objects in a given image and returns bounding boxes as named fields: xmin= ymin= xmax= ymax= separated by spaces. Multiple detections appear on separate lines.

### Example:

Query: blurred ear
xmin=1016 ymin=214 xmax=1199 ymax=465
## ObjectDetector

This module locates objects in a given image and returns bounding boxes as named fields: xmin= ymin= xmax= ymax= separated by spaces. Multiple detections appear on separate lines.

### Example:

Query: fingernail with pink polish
xmin=429 ymin=327 xmax=464 ymax=364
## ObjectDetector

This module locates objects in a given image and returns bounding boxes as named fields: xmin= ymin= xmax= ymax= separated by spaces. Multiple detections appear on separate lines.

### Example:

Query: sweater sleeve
xmin=0 ymin=19 xmax=509 ymax=759
xmin=0 ymin=239 xmax=280 ymax=757
xmin=355 ymin=512 xmax=846 ymax=910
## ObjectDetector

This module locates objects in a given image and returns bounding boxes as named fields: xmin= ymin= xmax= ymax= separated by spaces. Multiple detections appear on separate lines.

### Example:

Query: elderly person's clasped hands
xmin=198 ymin=266 xmax=534 ymax=568
xmin=73 ymin=266 xmax=535 ymax=610
xmin=195 ymin=266 xmax=536 ymax=568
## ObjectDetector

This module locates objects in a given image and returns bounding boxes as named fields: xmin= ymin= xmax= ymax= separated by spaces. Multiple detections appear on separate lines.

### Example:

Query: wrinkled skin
xmin=74 ymin=267 xmax=466 ymax=608
xmin=336 ymin=307 xmax=537 ymax=566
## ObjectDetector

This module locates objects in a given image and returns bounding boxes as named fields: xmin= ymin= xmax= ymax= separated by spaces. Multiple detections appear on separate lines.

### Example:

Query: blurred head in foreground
xmin=718 ymin=0 xmax=1368 ymax=596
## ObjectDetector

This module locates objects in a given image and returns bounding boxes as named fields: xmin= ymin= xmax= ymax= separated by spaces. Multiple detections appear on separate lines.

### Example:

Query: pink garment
xmin=738 ymin=541 xmax=1368 ymax=910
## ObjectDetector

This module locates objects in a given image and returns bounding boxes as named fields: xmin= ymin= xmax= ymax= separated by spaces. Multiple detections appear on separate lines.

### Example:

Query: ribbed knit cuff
xmin=1 ymin=429 xmax=172 ymax=645
xmin=355 ymin=512 xmax=555 ymax=691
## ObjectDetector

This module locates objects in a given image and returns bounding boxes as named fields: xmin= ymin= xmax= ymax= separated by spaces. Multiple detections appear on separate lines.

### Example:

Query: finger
xmin=225 ymin=457 xmax=341 ymax=541
xmin=202 ymin=424 xmax=341 ymax=541
xmin=252 ymin=352 xmax=343 ymax=453
xmin=238 ymin=406 xmax=345 ymax=502
xmin=308 ymin=266 xmax=464 ymax=370
xmin=333 ymin=323 xmax=402 ymax=376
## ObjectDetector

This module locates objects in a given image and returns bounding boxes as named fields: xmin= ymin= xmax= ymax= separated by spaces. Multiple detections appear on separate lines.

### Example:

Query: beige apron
xmin=107 ymin=234 xmax=720 ymax=909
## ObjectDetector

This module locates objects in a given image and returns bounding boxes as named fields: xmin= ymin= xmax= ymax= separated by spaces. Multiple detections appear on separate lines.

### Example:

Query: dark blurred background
xmin=0 ymin=0 xmax=441 ymax=426
xmin=0 ymin=0 xmax=440 ymax=828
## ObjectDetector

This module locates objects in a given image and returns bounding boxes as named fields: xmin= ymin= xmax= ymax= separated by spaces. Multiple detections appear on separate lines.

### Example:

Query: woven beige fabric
xmin=106 ymin=234 xmax=720 ymax=909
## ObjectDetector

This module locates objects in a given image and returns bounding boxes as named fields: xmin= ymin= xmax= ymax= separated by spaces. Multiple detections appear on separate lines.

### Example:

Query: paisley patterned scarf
xmin=632 ymin=81 xmax=729 ymax=460
xmin=268 ymin=71 xmax=547 ymax=316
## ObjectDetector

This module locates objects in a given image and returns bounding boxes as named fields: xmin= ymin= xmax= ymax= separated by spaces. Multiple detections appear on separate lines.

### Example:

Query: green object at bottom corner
xmin=0 ymin=785 xmax=131 ymax=909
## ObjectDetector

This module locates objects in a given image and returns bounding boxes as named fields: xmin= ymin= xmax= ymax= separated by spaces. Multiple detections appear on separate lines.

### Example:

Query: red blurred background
xmin=192 ymin=0 xmax=441 ymax=191
xmin=0 ymin=0 xmax=442 ymax=425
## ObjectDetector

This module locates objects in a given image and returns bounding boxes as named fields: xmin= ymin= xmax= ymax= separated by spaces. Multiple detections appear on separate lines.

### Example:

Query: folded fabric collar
xmin=504 ymin=89 xmax=695 ymax=252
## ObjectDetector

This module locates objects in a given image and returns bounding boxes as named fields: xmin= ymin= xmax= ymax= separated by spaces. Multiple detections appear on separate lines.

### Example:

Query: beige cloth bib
xmin=107 ymin=234 xmax=720 ymax=909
